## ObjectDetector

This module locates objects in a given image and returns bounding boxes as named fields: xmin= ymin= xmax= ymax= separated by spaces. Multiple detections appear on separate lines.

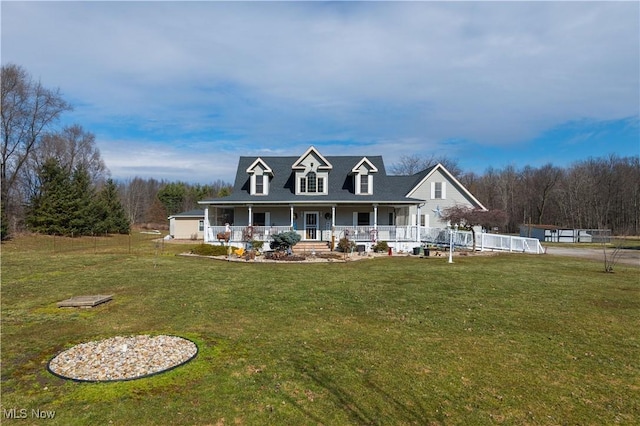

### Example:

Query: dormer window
xmin=246 ymin=158 xmax=273 ymax=196
xmin=250 ymin=173 xmax=269 ymax=195
xmin=293 ymin=146 xmax=331 ymax=195
xmin=355 ymin=173 xmax=373 ymax=195
xmin=352 ymin=157 xmax=377 ymax=195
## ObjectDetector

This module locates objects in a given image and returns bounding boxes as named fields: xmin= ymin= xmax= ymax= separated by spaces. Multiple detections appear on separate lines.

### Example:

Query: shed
xmin=168 ymin=209 xmax=205 ymax=240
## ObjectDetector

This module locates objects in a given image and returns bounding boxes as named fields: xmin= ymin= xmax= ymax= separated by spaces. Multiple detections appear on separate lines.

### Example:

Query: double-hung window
xmin=431 ymin=181 xmax=446 ymax=199
xmin=434 ymin=182 xmax=442 ymax=198
xmin=360 ymin=174 xmax=369 ymax=194
xmin=357 ymin=212 xmax=370 ymax=226
xmin=300 ymin=172 xmax=324 ymax=194
xmin=255 ymin=176 xmax=264 ymax=194
xmin=307 ymin=172 xmax=317 ymax=192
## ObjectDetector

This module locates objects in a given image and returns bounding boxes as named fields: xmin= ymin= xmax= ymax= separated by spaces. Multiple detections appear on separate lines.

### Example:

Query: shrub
xmin=337 ymin=237 xmax=356 ymax=253
xmin=250 ymin=240 xmax=264 ymax=251
xmin=372 ymin=240 xmax=389 ymax=253
xmin=269 ymin=231 xmax=301 ymax=252
xmin=190 ymin=244 xmax=228 ymax=256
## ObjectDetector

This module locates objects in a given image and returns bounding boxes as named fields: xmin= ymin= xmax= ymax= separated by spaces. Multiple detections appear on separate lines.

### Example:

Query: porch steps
xmin=292 ymin=241 xmax=332 ymax=254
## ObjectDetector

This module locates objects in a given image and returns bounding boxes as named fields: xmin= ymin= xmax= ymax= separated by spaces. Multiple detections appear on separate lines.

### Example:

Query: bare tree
xmin=521 ymin=164 xmax=563 ymax=224
xmin=602 ymin=237 xmax=626 ymax=273
xmin=118 ymin=177 xmax=162 ymax=224
xmin=390 ymin=154 xmax=461 ymax=177
xmin=116 ymin=177 xmax=233 ymax=226
xmin=38 ymin=125 xmax=107 ymax=180
xmin=1 ymin=64 xmax=71 ymax=234
xmin=21 ymin=124 xmax=108 ymax=202
xmin=441 ymin=205 xmax=507 ymax=251
xmin=470 ymin=165 xmax=522 ymax=233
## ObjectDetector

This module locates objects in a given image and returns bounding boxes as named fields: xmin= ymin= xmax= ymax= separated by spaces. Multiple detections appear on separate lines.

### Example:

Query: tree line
xmin=1 ymin=63 xmax=232 ymax=239
xmin=460 ymin=155 xmax=639 ymax=235
xmin=26 ymin=159 xmax=129 ymax=236
xmin=2 ymin=63 xmax=638 ymax=239
xmin=394 ymin=153 xmax=640 ymax=235
xmin=117 ymin=178 xmax=232 ymax=227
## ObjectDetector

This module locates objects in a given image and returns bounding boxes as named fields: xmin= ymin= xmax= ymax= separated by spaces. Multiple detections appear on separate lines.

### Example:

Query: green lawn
xmin=1 ymin=235 xmax=639 ymax=425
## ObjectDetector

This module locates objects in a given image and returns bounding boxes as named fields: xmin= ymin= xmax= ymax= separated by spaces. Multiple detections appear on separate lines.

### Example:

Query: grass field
xmin=1 ymin=234 xmax=639 ymax=425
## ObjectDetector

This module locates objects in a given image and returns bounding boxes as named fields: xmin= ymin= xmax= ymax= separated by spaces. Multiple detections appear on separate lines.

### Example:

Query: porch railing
xmin=205 ymin=225 xmax=544 ymax=254
xmin=206 ymin=225 xmax=291 ymax=244
xmin=333 ymin=225 xmax=418 ymax=242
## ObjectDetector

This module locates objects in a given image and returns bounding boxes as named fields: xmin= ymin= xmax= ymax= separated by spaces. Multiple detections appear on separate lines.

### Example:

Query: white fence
xmin=419 ymin=228 xmax=544 ymax=254
xmin=476 ymin=232 xmax=545 ymax=254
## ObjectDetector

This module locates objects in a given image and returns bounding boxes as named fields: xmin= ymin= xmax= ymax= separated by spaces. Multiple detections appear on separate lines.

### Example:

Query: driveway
xmin=544 ymin=246 xmax=640 ymax=267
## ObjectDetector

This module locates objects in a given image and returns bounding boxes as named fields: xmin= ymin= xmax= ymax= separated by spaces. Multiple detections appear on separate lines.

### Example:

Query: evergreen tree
xmin=1 ymin=207 xmax=9 ymax=241
xmin=157 ymin=182 xmax=186 ymax=216
xmin=94 ymin=179 xmax=130 ymax=234
xmin=26 ymin=158 xmax=74 ymax=235
xmin=68 ymin=165 xmax=94 ymax=235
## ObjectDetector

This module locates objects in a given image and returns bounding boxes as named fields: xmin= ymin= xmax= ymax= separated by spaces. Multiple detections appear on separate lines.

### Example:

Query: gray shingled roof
xmin=200 ymin=155 xmax=428 ymax=205
xmin=168 ymin=209 xmax=204 ymax=218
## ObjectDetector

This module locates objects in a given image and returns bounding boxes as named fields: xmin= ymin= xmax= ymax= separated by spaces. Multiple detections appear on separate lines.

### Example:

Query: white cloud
xmin=2 ymin=1 xmax=638 ymax=180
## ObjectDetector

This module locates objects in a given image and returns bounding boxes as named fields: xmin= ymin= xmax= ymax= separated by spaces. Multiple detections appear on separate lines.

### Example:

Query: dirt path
xmin=544 ymin=246 xmax=640 ymax=267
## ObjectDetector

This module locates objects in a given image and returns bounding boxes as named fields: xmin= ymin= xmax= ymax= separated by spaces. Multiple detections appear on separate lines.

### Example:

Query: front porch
xmin=204 ymin=224 xmax=544 ymax=254
xmin=205 ymin=224 xmax=420 ymax=250
xmin=203 ymin=203 xmax=424 ymax=250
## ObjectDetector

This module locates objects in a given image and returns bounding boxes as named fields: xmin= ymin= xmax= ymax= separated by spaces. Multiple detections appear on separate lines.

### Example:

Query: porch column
xmin=248 ymin=205 xmax=253 ymax=226
xmin=373 ymin=204 xmax=378 ymax=231
xmin=204 ymin=207 xmax=210 ymax=242
xmin=290 ymin=205 xmax=294 ymax=228
xmin=416 ymin=204 xmax=421 ymax=243
xmin=331 ymin=206 xmax=336 ymax=227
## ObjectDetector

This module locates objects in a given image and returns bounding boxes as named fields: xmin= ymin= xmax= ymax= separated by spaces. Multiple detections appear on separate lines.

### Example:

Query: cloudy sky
xmin=2 ymin=1 xmax=638 ymax=183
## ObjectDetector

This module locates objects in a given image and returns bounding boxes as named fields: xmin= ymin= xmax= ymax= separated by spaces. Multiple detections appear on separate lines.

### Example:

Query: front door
xmin=304 ymin=212 xmax=319 ymax=240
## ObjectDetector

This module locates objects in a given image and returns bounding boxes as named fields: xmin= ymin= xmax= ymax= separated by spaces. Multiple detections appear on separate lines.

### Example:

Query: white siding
xmin=412 ymin=169 xmax=476 ymax=228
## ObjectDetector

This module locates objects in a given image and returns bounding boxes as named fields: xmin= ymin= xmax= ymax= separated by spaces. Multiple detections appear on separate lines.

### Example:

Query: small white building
xmin=168 ymin=209 xmax=205 ymax=240
xmin=519 ymin=225 xmax=610 ymax=243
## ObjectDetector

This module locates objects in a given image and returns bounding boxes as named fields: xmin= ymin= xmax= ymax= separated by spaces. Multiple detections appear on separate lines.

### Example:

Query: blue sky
xmin=2 ymin=1 xmax=638 ymax=183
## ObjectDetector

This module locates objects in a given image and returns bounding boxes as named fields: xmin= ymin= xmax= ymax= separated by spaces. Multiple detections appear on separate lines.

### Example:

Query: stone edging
xmin=47 ymin=335 xmax=198 ymax=382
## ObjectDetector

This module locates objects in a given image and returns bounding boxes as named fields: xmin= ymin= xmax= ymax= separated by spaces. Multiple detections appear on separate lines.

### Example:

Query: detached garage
xmin=168 ymin=209 xmax=205 ymax=240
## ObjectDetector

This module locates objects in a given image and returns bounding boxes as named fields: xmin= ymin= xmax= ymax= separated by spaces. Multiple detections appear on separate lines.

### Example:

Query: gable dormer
xmin=293 ymin=146 xmax=332 ymax=195
xmin=246 ymin=157 xmax=273 ymax=195
xmin=351 ymin=157 xmax=378 ymax=195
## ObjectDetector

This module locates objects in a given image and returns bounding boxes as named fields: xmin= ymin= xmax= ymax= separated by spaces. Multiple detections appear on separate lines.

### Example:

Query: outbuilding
xmin=168 ymin=209 xmax=205 ymax=240
xmin=519 ymin=225 xmax=610 ymax=243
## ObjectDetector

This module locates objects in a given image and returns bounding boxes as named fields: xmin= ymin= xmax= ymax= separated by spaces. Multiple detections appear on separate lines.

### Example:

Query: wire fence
xmin=10 ymin=232 xmax=173 ymax=256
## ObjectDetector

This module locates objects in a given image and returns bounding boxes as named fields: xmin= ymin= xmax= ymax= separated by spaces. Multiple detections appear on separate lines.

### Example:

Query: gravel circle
xmin=47 ymin=335 xmax=198 ymax=382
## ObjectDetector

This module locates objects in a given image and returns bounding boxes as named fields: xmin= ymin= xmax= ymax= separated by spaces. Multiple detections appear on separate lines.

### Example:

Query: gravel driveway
xmin=544 ymin=246 xmax=640 ymax=267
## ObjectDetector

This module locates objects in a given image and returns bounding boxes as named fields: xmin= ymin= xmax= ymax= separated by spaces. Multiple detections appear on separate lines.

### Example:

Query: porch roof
xmin=168 ymin=209 xmax=205 ymax=219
